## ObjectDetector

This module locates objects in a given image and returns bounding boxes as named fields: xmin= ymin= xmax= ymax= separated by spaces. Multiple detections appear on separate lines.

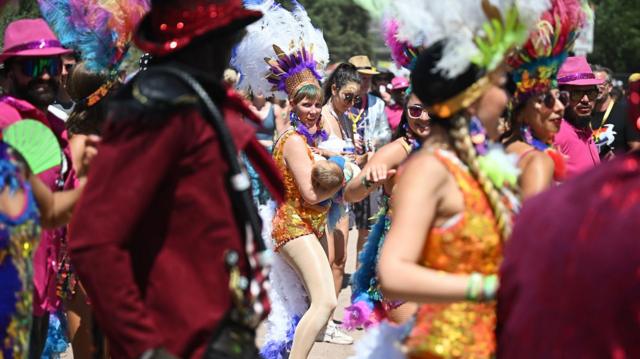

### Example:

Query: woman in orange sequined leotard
xmin=270 ymin=82 xmax=345 ymax=359
xmin=375 ymin=41 xmax=517 ymax=359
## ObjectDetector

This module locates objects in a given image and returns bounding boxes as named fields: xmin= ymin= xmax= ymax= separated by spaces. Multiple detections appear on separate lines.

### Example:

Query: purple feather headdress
xmin=265 ymin=44 xmax=323 ymax=96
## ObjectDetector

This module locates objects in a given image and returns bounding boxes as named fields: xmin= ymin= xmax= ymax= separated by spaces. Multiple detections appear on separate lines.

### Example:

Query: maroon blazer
xmin=69 ymin=91 xmax=283 ymax=358
xmin=498 ymin=151 xmax=640 ymax=358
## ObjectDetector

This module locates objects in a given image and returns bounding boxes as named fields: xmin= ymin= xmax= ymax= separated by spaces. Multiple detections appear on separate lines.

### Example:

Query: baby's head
xmin=312 ymin=157 xmax=345 ymax=194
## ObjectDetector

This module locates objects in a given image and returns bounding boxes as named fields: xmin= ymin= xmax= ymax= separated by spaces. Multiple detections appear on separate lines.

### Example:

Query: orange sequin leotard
xmin=405 ymin=149 xmax=503 ymax=359
xmin=271 ymin=129 xmax=328 ymax=251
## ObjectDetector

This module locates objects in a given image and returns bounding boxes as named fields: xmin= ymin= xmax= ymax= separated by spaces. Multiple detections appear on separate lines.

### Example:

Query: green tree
xmin=295 ymin=0 xmax=373 ymax=63
xmin=0 ymin=0 xmax=41 ymax=48
xmin=589 ymin=0 xmax=640 ymax=73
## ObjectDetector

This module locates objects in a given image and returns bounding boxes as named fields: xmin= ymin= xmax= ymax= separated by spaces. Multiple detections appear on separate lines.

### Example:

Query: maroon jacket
xmin=497 ymin=151 xmax=640 ymax=358
xmin=69 ymin=83 xmax=283 ymax=358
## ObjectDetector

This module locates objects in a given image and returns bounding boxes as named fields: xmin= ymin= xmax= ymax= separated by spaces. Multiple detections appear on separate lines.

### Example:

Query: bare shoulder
xmin=398 ymin=149 xmax=450 ymax=185
xmin=283 ymin=131 xmax=307 ymax=151
xmin=523 ymin=150 xmax=554 ymax=173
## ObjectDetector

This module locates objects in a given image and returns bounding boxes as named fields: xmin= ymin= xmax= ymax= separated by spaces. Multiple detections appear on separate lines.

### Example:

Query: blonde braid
xmin=448 ymin=115 xmax=512 ymax=241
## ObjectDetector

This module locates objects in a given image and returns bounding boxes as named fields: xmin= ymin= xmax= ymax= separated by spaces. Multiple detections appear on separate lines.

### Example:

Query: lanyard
xmin=591 ymin=99 xmax=616 ymax=131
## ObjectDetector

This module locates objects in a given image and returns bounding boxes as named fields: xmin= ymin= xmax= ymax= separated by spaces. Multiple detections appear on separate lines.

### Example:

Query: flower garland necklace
xmin=290 ymin=112 xmax=328 ymax=146
xmin=402 ymin=123 xmax=423 ymax=152
xmin=521 ymin=125 xmax=567 ymax=181
xmin=521 ymin=125 xmax=552 ymax=151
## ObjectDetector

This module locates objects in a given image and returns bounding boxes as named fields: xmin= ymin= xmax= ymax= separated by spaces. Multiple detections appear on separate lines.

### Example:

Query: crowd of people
xmin=0 ymin=0 xmax=639 ymax=359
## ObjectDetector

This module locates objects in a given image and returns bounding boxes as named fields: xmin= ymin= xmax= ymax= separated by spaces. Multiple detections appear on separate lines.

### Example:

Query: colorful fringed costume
xmin=0 ymin=143 xmax=42 ymax=359
xmin=507 ymin=0 xmax=586 ymax=182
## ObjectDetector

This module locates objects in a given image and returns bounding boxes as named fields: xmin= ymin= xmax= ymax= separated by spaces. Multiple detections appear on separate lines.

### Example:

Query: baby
xmin=311 ymin=155 xmax=360 ymax=196
xmin=312 ymin=156 xmax=345 ymax=196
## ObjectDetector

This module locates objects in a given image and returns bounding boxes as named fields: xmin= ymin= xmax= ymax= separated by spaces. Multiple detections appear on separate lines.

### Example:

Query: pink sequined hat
xmin=557 ymin=56 xmax=604 ymax=86
xmin=0 ymin=19 xmax=72 ymax=63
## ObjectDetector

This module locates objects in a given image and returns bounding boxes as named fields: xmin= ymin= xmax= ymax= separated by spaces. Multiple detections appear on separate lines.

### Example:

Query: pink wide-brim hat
xmin=0 ymin=19 xmax=72 ymax=63
xmin=391 ymin=76 xmax=410 ymax=90
xmin=557 ymin=56 xmax=604 ymax=86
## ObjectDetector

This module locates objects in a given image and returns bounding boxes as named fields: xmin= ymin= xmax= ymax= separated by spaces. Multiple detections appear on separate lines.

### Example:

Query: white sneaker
xmin=316 ymin=321 xmax=354 ymax=345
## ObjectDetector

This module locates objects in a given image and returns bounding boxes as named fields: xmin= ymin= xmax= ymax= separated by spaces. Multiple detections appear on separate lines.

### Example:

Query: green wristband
xmin=482 ymin=274 xmax=499 ymax=301
xmin=466 ymin=272 xmax=484 ymax=301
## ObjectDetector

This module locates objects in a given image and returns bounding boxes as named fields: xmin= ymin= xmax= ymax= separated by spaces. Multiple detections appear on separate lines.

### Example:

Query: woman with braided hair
xmin=375 ymin=40 xmax=515 ymax=359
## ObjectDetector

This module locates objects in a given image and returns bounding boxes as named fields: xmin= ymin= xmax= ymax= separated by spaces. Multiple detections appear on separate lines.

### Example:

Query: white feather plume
xmin=260 ymin=200 xmax=309 ymax=351
xmin=231 ymin=0 xmax=329 ymax=99
xmin=385 ymin=0 xmax=550 ymax=78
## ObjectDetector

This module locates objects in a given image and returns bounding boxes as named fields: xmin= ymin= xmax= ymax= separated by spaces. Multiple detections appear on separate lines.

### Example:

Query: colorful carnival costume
xmin=232 ymin=1 xmax=337 ymax=357
xmin=507 ymin=0 xmax=586 ymax=182
xmin=404 ymin=149 xmax=502 ymax=359
xmin=0 ymin=144 xmax=41 ymax=359
xmin=66 ymin=0 xmax=285 ymax=357
xmin=348 ymin=1 xmax=547 ymax=358
xmin=0 ymin=120 xmax=63 ymax=359
xmin=271 ymin=130 xmax=327 ymax=250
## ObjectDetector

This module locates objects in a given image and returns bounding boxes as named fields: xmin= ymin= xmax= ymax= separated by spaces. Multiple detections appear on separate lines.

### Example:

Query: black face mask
xmin=13 ymin=75 xmax=59 ymax=109
xmin=564 ymin=103 xmax=591 ymax=129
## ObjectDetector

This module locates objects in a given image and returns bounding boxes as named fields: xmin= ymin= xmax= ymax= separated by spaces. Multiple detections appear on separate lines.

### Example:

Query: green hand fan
xmin=3 ymin=119 xmax=62 ymax=175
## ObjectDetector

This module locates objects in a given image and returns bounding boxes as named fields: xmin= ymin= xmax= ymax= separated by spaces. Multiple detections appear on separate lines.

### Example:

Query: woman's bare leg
xmin=65 ymin=286 xmax=94 ymax=359
xmin=322 ymin=215 xmax=349 ymax=296
xmin=387 ymin=302 xmax=418 ymax=324
xmin=280 ymin=235 xmax=337 ymax=359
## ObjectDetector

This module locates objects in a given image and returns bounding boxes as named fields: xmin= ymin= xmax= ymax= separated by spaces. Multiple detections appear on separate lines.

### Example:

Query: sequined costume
xmin=271 ymin=129 xmax=328 ymax=250
xmin=405 ymin=149 xmax=502 ymax=359
xmin=0 ymin=143 xmax=41 ymax=359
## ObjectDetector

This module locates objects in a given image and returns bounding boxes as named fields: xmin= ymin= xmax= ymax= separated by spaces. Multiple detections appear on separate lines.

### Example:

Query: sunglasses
xmin=407 ymin=105 xmax=428 ymax=119
xmin=561 ymin=88 xmax=599 ymax=102
xmin=342 ymin=92 xmax=361 ymax=104
xmin=537 ymin=91 xmax=568 ymax=109
xmin=17 ymin=57 xmax=62 ymax=78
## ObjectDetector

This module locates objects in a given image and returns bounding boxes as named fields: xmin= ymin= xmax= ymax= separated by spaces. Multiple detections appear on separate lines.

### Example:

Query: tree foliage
xmin=0 ymin=0 xmax=41 ymax=48
xmin=589 ymin=0 xmax=640 ymax=73
xmin=294 ymin=0 xmax=373 ymax=63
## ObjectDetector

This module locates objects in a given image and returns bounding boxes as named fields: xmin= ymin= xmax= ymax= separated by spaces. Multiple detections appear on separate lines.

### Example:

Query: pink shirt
xmin=553 ymin=119 xmax=600 ymax=179
xmin=385 ymin=104 xmax=403 ymax=132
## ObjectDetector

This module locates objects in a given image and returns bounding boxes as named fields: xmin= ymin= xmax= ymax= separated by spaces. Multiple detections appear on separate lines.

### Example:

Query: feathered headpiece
xmin=508 ymin=0 xmax=586 ymax=104
xmin=358 ymin=0 xmax=550 ymax=79
xmin=383 ymin=18 xmax=419 ymax=71
xmin=231 ymin=0 xmax=329 ymax=99
xmin=38 ymin=0 xmax=149 ymax=73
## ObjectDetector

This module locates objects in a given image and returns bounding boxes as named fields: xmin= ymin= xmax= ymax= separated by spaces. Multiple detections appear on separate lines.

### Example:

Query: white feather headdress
xmin=231 ymin=0 xmax=329 ymax=99
xmin=356 ymin=0 xmax=551 ymax=78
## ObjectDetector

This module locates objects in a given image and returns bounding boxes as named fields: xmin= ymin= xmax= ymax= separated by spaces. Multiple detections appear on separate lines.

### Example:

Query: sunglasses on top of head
xmin=407 ymin=104 xmax=428 ymax=119
xmin=16 ymin=57 xmax=62 ymax=78
xmin=342 ymin=92 xmax=361 ymax=104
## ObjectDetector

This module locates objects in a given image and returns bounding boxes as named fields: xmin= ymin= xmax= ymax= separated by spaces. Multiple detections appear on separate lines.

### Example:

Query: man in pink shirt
xmin=553 ymin=56 xmax=602 ymax=178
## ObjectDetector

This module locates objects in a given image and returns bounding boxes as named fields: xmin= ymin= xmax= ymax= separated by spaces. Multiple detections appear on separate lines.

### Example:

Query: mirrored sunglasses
xmin=17 ymin=57 xmax=62 ymax=78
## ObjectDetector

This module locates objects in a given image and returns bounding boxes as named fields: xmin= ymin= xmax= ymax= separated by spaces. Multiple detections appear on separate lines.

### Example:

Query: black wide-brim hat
xmin=134 ymin=0 xmax=262 ymax=57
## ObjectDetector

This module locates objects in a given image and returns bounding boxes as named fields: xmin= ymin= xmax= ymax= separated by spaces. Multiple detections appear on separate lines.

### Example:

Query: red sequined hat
xmin=134 ymin=0 xmax=262 ymax=56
